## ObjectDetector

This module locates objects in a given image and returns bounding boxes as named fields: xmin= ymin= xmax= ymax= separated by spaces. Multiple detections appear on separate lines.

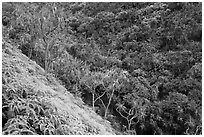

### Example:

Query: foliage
xmin=2 ymin=69 xmax=71 ymax=135
xmin=2 ymin=2 xmax=202 ymax=135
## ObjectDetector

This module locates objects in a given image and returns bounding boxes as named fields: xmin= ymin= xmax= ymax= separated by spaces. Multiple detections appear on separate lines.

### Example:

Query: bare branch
xmin=94 ymin=90 xmax=106 ymax=102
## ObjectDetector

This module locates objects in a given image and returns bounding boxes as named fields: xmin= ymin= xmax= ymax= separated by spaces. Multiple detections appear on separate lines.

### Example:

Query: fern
xmin=2 ymin=82 xmax=69 ymax=135
xmin=19 ymin=129 xmax=36 ymax=135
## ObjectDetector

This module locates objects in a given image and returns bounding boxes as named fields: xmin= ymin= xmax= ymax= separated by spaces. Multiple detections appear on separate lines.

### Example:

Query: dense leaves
xmin=2 ymin=2 xmax=202 ymax=135
xmin=2 ymin=65 xmax=71 ymax=135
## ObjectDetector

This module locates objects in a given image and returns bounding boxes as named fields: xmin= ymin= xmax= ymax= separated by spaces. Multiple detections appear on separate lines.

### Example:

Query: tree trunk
xmin=28 ymin=45 xmax=33 ymax=59
xmin=28 ymin=37 xmax=36 ymax=59
xmin=92 ymin=92 xmax=95 ymax=111
xmin=45 ymin=46 xmax=48 ymax=72
xmin=128 ymin=121 xmax=131 ymax=130
xmin=104 ymin=89 xmax=114 ymax=119
xmin=43 ymin=37 xmax=49 ymax=73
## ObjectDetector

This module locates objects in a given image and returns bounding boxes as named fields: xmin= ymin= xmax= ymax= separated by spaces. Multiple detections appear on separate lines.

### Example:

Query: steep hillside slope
xmin=2 ymin=41 xmax=115 ymax=135
xmin=2 ymin=2 xmax=202 ymax=135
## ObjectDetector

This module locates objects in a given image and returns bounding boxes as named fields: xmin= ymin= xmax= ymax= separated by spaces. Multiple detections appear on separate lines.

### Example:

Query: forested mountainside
xmin=2 ymin=2 xmax=202 ymax=135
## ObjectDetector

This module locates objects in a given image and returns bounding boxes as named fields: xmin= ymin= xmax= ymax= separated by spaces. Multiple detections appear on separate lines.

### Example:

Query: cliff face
xmin=2 ymin=41 xmax=115 ymax=135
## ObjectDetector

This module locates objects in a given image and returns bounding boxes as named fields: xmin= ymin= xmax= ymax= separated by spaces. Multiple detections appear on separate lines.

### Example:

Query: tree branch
xmin=94 ymin=90 xmax=106 ymax=102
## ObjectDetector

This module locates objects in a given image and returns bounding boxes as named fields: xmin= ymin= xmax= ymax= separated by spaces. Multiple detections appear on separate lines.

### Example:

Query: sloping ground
xmin=2 ymin=41 xmax=115 ymax=135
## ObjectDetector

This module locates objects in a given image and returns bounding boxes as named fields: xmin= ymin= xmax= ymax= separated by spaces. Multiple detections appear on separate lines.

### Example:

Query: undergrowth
xmin=2 ymin=64 xmax=72 ymax=135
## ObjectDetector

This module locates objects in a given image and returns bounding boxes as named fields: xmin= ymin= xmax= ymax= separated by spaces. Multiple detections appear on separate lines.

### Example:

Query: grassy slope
xmin=2 ymin=41 xmax=115 ymax=135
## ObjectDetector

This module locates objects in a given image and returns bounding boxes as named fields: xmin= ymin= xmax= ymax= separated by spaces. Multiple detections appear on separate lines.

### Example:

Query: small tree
xmin=99 ymin=68 xmax=129 ymax=119
xmin=116 ymin=96 xmax=149 ymax=132
xmin=80 ymin=72 xmax=105 ymax=111
xmin=14 ymin=3 xmax=66 ymax=73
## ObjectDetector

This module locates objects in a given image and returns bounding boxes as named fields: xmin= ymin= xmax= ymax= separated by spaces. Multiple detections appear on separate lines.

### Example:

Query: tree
xmin=80 ymin=71 xmax=105 ymax=111
xmin=12 ymin=3 xmax=66 ymax=72
xmin=116 ymin=96 xmax=149 ymax=132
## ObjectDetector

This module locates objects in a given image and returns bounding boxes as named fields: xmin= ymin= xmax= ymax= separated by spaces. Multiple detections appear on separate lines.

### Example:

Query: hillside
xmin=2 ymin=2 xmax=202 ymax=135
xmin=2 ymin=40 xmax=115 ymax=135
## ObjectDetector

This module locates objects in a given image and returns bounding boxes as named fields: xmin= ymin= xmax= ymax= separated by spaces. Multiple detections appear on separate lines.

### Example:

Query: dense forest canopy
xmin=2 ymin=2 xmax=202 ymax=135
